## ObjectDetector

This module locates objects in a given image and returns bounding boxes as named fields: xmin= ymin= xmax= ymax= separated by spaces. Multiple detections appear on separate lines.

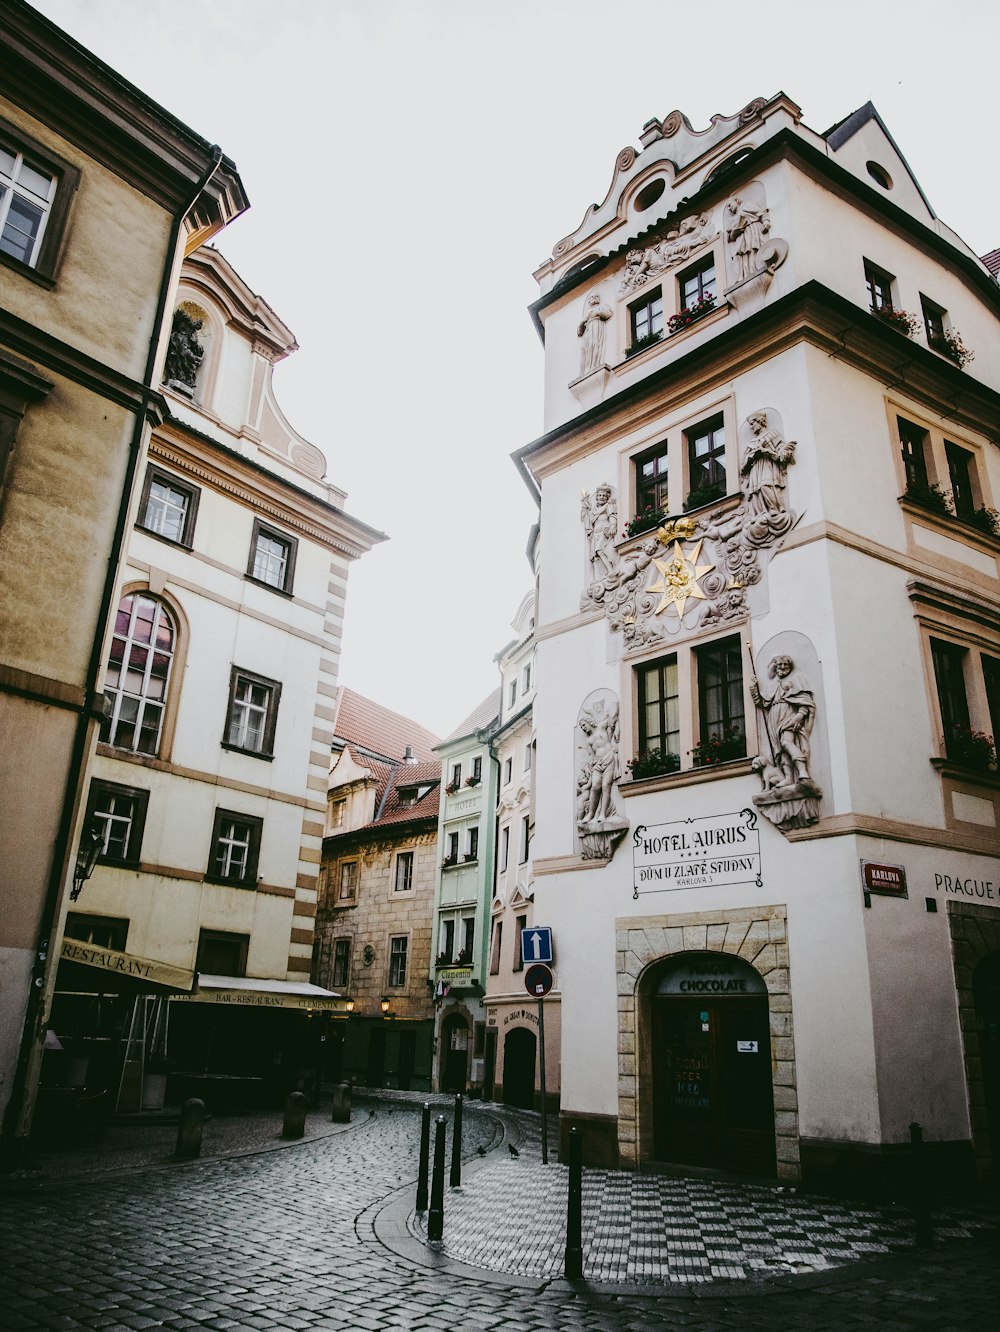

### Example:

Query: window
xmin=102 ymin=593 xmax=175 ymax=756
xmin=339 ymin=860 xmax=358 ymax=901
xmin=503 ymin=756 xmax=513 ymax=785
xmin=524 ymin=742 xmax=532 ymax=772
xmin=864 ymin=259 xmax=894 ymax=312
xmin=137 ymin=465 xmax=200 ymax=546
xmin=635 ymin=442 xmax=669 ymax=518
xmin=637 ymin=654 xmax=680 ymax=762
xmin=499 ymin=825 xmax=509 ymax=872
xmin=628 ymin=287 xmax=663 ymax=350
xmin=509 ymin=680 xmax=517 ymax=708
xmin=64 ymin=913 xmax=128 ymax=951
xmin=330 ymin=799 xmax=346 ymax=829
xmin=514 ymin=914 xmax=527 ymax=972
xmin=196 ymin=929 xmax=249 ymax=978
xmin=438 ymin=912 xmax=475 ymax=964
xmin=207 ymin=809 xmax=263 ymax=887
xmin=931 ymin=639 xmax=971 ymax=760
xmin=678 ymin=255 xmax=716 ymax=310
xmin=247 ymin=519 xmax=297 ymax=594
xmin=224 ymin=667 xmax=281 ymax=758
xmin=946 ymin=441 xmax=975 ymax=521
xmin=921 ymin=296 xmax=946 ymax=347
xmin=445 ymin=830 xmax=460 ymax=865
xmin=696 ymin=635 xmax=746 ymax=758
xmin=519 ymin=815 xmax=530 ymax=864
xmin=897 ymin=417 xmax=930 ymax=495
xmin=462 ymin=916 xmax=475 ymax=959
xmin=84 ymin=780 xmax=148 ymax=867
xmin=985 ymin=656 xmax=1000 ymax=742
xmin=686 ymin=416 xmax=726 ymax=503
xmin=489 ymin=919 xmax=503 ymax=974
xmin=522 ymin=663 xmax=532 ymax=692
xmin=332 ymin=938 xmax=351 ymax=989
xmin=466 ymin=827 xmax=479 ymax=861
xmin=388 ymin=936 xmax=408 ymax=987
xmin=0 ymin=119 xmax=79 ymax=284
xmin=472 ymin=756 xmax=482 ymax=782
xmin=394 ymin=851 xmax=414 ymax=892
xmin=451 ymin=762 xmax=462 ymax=788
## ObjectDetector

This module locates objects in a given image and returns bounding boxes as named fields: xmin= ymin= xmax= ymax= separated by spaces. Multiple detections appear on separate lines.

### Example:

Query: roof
xmin=440 ymin=689 xmax=501 ymax=746
xmin=982 ymin=249 xmax=1000 ymax=278
xmin=331 ymin=688 xmax=440 ymax=763
xmin=327 ymin=757 xmax=442 ymax=844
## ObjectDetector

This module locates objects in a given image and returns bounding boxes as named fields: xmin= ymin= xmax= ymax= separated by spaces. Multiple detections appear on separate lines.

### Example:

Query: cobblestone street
xmin=1 ymin=1096 xmax=997 ymax=1330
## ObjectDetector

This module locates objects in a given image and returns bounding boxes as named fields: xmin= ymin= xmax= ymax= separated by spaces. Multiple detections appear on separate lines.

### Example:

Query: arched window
xmin=102 ymin=592 xmax=175 ymax=755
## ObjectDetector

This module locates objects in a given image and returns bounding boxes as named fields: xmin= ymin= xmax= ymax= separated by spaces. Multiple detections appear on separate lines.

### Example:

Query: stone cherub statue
xmin=164 ymin=307 xmax=204 ymax=390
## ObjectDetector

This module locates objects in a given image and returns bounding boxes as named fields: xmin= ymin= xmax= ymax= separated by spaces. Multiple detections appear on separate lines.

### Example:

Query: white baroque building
xmin=516 ymin=96 xmax=1000 ymax=1191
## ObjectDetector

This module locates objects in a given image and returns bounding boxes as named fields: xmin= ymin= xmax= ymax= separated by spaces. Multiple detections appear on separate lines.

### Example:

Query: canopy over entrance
xmin=174 ymin=975 xmax=347 ymax=1012
xmin=57 ymin=938 xmax=196 ymax=993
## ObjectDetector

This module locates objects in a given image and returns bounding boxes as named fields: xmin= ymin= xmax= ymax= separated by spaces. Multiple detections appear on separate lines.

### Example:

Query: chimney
xmin=404 ymin=745 xmax=416 ymax=764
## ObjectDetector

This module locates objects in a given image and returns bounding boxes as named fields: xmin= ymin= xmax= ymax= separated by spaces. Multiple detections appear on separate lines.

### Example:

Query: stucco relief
xmin=579 ymin=410 xmax=797 ymax=648
xmin=723 ymin=181 xmax=787 ymax=313
xmin=619 ymin=213 xmax=719 ymax=297
xmin=576 ymin=691 xmax=629 ymax=861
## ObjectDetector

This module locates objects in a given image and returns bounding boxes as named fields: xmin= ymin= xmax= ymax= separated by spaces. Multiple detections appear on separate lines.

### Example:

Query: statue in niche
xmin=164 ymin=308 xmax=204 ymax=390
xmin=726 ymin=194 xmax=771 ymax=283
xmin=577 ymin=291 xmax=612 ymax=376
xmin=576 ymin=695 xmax=629 ymax=860
xmin=750 ymin=654 xmax=822 ymax=830
xmin=581 ymin=484 xmax=619 ymax=585
xmin=740 ymin=411 xmax=796 ymax=545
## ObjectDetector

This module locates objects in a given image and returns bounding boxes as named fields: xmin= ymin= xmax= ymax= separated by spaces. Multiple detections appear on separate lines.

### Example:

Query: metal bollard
xmin=564 ymin=1126 xmax=583 ymax=1279
xmin=415 ymin=1102 xmax=431 ymax=1212
xmin=427 ymin=1114 xmax=447 ymax=1242
xmin=330 ymin=1080 xmax=352 ymax=1123
xmin=909 ymin=1121 xmax=933 ymax=1248
xmin=450 ymin=1092 xmax=463 ymax=1188
xmin=283 ymin=1090 xmax=307 ymax=1140
xmin=175 ymin=1097 xmax=205 ymax=1160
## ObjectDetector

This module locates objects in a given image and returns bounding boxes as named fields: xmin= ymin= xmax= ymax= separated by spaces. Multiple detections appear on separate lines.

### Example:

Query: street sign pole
xmin=537 ymin=994 xmax=548 ymax=1165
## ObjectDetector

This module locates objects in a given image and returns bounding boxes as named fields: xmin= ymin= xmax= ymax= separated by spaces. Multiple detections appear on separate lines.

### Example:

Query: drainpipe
xmin=2 ymin=149 xmax=225 ymax=1150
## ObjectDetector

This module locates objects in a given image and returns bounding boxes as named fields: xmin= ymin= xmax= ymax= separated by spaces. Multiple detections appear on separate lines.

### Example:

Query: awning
xmin=172 ymin=974 xmax=347 ymax=1012
xmin=58 ymin=939 xmax=196 ymax=993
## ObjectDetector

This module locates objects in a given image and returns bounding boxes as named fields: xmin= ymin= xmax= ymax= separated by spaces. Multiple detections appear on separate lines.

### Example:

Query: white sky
xmin=34 ymin=0 xmax=1000 ymax=735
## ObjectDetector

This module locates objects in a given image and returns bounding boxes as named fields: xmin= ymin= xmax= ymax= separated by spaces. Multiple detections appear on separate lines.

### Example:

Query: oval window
xmin=634 ymin=177 xmax=666 ymax=213
xmin=866 ymin=161 xmax=893 ymax=190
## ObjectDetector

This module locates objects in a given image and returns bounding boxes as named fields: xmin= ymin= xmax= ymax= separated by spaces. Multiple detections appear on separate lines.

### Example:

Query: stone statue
xmin=581 ymin=484 xmax=619 ymax=583
xmin=577 ymin=291 xmax=612 ymax=376
xmin=576 ymin=694 xmax=629 ymax=860
xmin=750 ymin=654 xmax=821 ymax=829
xmin=164 ymin=308 xmax=204 ymax=390
xmin=619 ymin=215 xmax=718 ymax=295
xmin=740 ymin=411 xmax=795 ymax=544
xmin=726 ymin=195 xmax=771 ymax=283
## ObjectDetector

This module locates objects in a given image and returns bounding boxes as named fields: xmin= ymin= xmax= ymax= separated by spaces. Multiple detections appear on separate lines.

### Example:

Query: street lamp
xmin=345 ymin=997 xmax=355 ymax=1014
xmin=70 ymin=827 xmax=103 ymax=901
xmin=380 ymin=997 xmax=390 ymax=1016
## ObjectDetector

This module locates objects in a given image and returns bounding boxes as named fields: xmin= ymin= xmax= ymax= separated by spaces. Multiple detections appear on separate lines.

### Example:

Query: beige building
xmin=315 ymin=689 xmax=441 ymax=1090
xmin=0 ymin=3 xmax=247 ymax=1146
xmin=48 ymin=246 xmax=383 ymax=1113
xmin=518 ymin=95 xmax=1000 ymax=1192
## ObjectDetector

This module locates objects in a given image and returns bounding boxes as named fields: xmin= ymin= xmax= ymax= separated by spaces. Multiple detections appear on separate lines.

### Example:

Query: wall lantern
xmin=380 ymin=997 xmax=391 ymax=1016
xmin=70 ymin=828 xmax=104 ymax=901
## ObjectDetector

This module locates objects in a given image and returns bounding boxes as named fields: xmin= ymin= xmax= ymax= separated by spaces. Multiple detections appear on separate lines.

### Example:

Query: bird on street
xmin=508 ymin=1143 xmax=519 ymax=1158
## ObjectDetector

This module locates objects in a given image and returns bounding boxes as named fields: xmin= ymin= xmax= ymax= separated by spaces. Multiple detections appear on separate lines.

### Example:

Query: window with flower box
xmin=686 ymin=416 xmax=727 ymax=508
xmin=623 ymin=400 xmax=736 ymax=540
xmin=696 ymin=635 xmax=746 ymax=763
xmin=677 ymin=256 xmax=717 ymax=318
xmin=627 ymin=286 xmax=664 ymax=354
xmin=891 ymin=405 xmax=995 ymax=536
xmin=634 ymin=442 xmax=669 ymax=531
xmin=864 ymin=259 xmax=895 ymax=313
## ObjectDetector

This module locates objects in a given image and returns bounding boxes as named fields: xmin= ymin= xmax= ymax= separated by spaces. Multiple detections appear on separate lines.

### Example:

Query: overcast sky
xmin=34 ymin=0 xmax=999 ymax=735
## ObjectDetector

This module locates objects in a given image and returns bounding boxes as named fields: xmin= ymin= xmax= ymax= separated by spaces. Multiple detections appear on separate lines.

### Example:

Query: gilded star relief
xmin=646 ymin=539 xmax=715 ymax=618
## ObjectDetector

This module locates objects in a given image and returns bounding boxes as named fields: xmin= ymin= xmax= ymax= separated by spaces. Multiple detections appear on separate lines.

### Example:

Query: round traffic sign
xmin=524 ymin=963 xmax=553 ymax=997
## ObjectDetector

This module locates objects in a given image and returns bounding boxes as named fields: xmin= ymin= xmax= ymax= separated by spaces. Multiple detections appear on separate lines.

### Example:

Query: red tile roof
xmin=332 ymin=687 xmax=440 ymax=763
xmin=440 ymin=689 xmax=501 ymax=745
xmin=981 ymin=248 xmax=1000 ymax=278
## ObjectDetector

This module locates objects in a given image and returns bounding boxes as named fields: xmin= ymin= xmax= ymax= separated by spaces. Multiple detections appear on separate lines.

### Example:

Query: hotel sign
xmin=632 ymin=809 xmax=762 ymax=898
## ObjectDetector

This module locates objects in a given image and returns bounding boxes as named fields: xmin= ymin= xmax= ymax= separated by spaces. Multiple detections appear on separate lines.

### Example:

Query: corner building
xmin=517 ymin=95 xmax=1000 ymax=1191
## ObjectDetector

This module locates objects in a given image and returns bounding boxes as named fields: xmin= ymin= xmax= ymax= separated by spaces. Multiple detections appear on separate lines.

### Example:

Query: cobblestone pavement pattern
xmin=1 ymin=1094 xmax=997 ymax=1330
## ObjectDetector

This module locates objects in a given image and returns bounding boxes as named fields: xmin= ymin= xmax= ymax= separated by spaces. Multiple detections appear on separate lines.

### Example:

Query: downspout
xmin=2 ymin=148 xmax=225 ymax=1148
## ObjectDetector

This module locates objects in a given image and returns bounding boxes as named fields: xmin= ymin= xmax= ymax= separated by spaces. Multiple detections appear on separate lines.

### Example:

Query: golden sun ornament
xmin=646 ymin=539 xmax=715 ymax=618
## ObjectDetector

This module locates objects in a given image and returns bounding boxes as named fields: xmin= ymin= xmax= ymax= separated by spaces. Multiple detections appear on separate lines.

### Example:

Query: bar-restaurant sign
xmin=632 ymin=809 xmax=762 ymax=897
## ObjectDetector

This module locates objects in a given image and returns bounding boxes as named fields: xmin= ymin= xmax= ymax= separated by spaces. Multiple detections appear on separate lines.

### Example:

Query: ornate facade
xmin=518 ymin=95 xmax=1000 ymax=1191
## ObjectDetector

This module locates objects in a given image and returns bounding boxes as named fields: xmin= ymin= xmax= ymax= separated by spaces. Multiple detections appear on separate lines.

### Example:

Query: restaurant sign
xmin=174 ymin=989 xmax=345 ymax=1012
xmin=632 ymin=809 xmax=762 ymax=898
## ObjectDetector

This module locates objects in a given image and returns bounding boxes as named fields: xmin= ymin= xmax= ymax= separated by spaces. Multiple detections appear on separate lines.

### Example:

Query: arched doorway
xmin=973 ymin=952 xmax=1000 ymax=1170
xmin=649 ymin=952 xmax=775 ymax=1174
xmin=502 ymin=1027 xmax=536 ymax=1108
xmin=440 ymin=1011 xmax=469 ymax=1093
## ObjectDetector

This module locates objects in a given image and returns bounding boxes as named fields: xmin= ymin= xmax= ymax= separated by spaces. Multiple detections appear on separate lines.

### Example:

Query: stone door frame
xmin=616 ymin=904 xmax=801 ymax=1181
xmin=947 ymin=899 xmax=1000 ymax=1180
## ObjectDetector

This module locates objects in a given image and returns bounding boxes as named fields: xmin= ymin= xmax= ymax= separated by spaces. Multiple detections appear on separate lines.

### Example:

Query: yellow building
xmin=0 ymin=2 xmax=246 ymax=1149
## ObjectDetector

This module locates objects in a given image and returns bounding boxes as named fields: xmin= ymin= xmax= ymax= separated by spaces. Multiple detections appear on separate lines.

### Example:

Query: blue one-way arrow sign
xmin=521 ymin=925 xmax=553 ymax=965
